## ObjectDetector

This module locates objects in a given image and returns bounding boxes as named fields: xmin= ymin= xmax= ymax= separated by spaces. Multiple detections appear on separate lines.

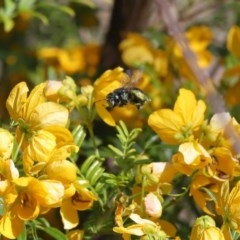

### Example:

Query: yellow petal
xmin=30 ymin=102 xmax=69 ymax=129
xmin=0 ymin=213 xmax=24 ymax=239
xmin=148 ymin=109 xmax=183 ymax=144
xmin=37 ymin=180 xmax=64 ymax=207
xmin=174 ymin=89 xmax=197 ymax=124
xmin=60 ymin=198 xmax=79 ymax=229
xmin=6 ymin=82 xmax=29 ymax=121
xmin=23 ymin=130 xmax=56 ymax=174
xmin=22 ymin=82 xmax=46 ymax=121
xmin=46 ymin=160 xmax=77 ymax=184
xmin=17 ymin=193 xmax=40 ymax=220
xmin=113 ymin=225 xmax=144 ymax=236
xmin=178 ymin=142 xmax=211 ymax=166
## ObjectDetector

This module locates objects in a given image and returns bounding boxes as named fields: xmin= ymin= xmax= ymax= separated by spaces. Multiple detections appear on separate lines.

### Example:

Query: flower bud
xmin=144 ymin=192 xmax=162 ymax=218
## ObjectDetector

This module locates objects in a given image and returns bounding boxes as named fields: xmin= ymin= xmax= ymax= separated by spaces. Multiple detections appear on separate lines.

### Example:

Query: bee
xmin=105 ymin=87 xmax=150 ymax=111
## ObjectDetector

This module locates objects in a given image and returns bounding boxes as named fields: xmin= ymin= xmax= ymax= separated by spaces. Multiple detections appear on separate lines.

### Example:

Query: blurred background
xmin=0 ymin=0 xmax=240 ymax=119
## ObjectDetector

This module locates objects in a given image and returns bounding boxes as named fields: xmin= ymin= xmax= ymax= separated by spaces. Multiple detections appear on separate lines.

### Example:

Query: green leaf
xmin=37 ymin=226 xmax=67 ymax=240
xmin=108 ymin=144 xmax=123 ymax=156
xmin=72 ymin=125 xmax=86 ymax=148
xmin=4 ymin=0 xmax=16 ymax=16
xmin=17 ymin=224 xmax=27 ymax=240
xmin=119 ymin=120 xmax=129 ymax=137
xmin=29 ymin=11 xmax=49 ymax=25
xmin=70 ymin=0 xmax=96 ymax=8
xmin=18 ymin=0 xmax=37 ymax=11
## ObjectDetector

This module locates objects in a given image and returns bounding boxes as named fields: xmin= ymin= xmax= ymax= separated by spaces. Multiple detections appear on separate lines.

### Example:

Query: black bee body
xmin=106 ymin=87 xmax=150 ymax=111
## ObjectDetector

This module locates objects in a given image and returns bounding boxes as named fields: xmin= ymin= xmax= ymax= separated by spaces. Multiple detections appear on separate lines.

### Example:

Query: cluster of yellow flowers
xmin=2 ymin=24 xmax=240 ymax=240
xmin=0 ymin=81 xmax=97 ymax=239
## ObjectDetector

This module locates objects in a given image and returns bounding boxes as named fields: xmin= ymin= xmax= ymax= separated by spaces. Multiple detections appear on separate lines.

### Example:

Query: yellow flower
xmin=23 ymin=126 xmax=78 ymax=175
xmin=172 ymin=141 xmax=212 ymax=176
xmin=206 ymin=147 xmax=238 ymax=180
xmin=6 ymin=82 xmax=68 ymax=138
xmin=190 ymin=175 xmax=221 ymax=215
xmin=6 ymin=82 xmax=78 ymax=174
xmin=217 ymin=181 xmax=240 ymax=234
xmin=0 ymin=128 xmax=13 ymax=159
xmin=190 ymin=216 xmax=224 ymax=240
xmin=148 ymin=88 xmax=206 ymax=144
xmin=60 ymin=180 xmax=98 ymax=229
xmin=227 ymin=25 xmax=240 ymax=58
xmin=94 ymin=67 xmax=150 ymax=127
xmin=0 ymin=177 xmax=64 ymax=239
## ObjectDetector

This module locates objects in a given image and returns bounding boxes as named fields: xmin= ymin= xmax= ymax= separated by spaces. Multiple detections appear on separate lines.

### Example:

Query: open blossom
xmin=0 ymin=177 xmax=64 ymax=239
xmin=6 ymin=81 xmax=69 ymax=148
xmin=6 ymin=82 xmax=78 ymax=175
xmin=148 ymin=88 xmax=206 ymax=144
xmin=60 ymin=180 xmax=98 ymax=229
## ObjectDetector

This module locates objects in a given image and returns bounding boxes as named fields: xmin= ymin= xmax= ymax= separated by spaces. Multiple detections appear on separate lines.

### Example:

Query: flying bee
xmin=105 ymin=87 xmax=150 ymax=111
xmin=95 ymin=69 xmax=151 ymax=111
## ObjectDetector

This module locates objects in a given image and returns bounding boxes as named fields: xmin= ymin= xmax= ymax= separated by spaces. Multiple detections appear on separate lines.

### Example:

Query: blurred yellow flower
xmin=38 ymin=46 xmax=86 ymax=74
xmin=190 ymin=216 xmax=224 ymax=240
xmin=119 ymin=33 xmax=154 ymax=67
xmin=60 ymin=179 xmax=98 ymax=229
xmin=38 ymin=44 xmax=100 ymax=75
xmin=227 ymin=25 xmax=240 ymax=58
xmin=0 ymin=177 xmax=64 ymax=239
xmin=174 ymin=25 xmax=213 ymax=68
xmin=148 ymin=88 xmax=206 ymax=144
xmin=0 ymin=128 xmax=13 ymax=159
xmin=119 ymin=33 xmax=169 ymax=79
xmin=94 ymin=67 xmax=150 ymax=127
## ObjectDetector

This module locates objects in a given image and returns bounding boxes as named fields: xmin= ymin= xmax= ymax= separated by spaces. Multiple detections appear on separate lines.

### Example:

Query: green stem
xmin=12 ymin=132 xmax=25 ymax=162
xmin=87 ymin=122 xmax=99 ymax=156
